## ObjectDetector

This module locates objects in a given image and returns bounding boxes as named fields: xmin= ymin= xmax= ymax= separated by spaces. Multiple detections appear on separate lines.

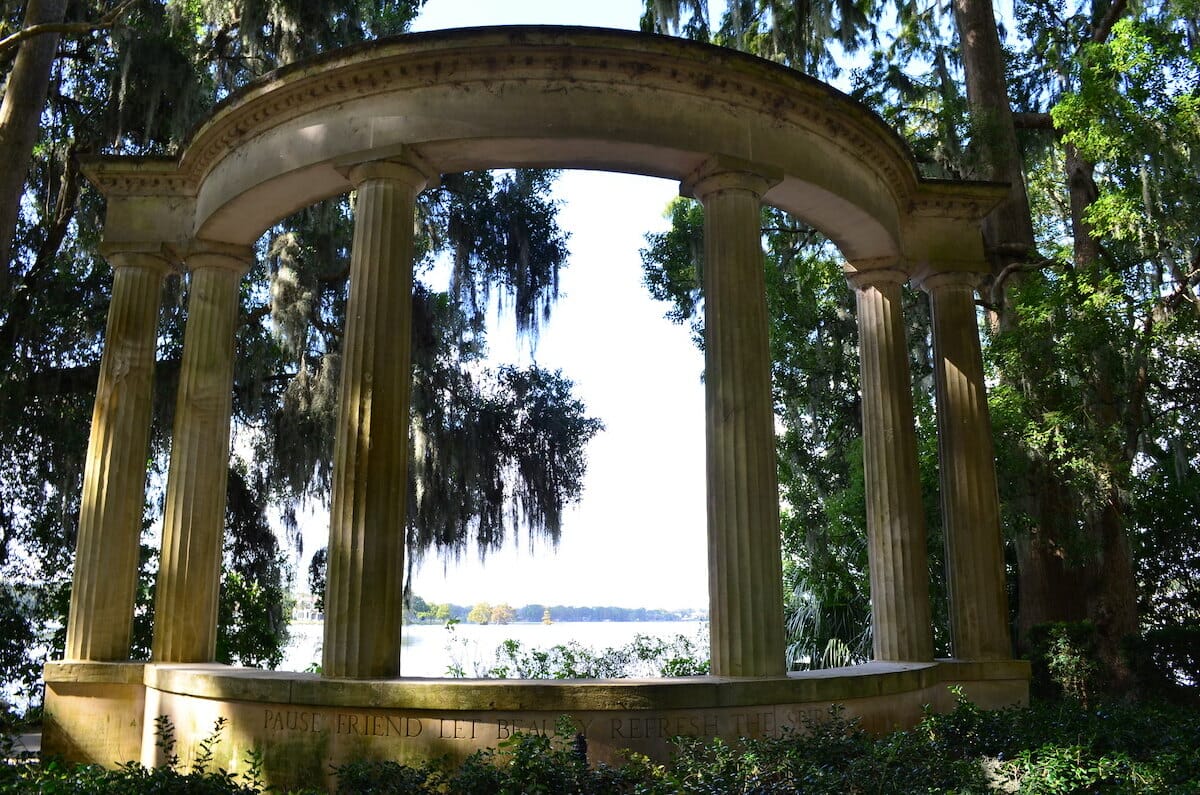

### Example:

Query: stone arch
xmin=85 ymin=27 xmax=997 ymax=263
xmin=47 ymin=27 xmax=1028 ymax=782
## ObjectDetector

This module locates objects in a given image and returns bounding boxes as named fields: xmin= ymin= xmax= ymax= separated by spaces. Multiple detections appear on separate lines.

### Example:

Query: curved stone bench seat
xmin=43 ymin=659 xmax=1029 ymax=790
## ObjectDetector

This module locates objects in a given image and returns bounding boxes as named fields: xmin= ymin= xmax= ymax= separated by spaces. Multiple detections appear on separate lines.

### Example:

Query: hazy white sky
xmin=297 ymin=0 xmax=712 ymax=611
xmin=406 ymin=169 xmax=709 ymax=611
xmin=407 ymin=1 xmax=710 ymax=611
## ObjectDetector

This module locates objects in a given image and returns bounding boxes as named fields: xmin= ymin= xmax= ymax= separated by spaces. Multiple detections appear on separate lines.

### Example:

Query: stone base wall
xmin=44 ymin=659 xmax=1029 ymax=792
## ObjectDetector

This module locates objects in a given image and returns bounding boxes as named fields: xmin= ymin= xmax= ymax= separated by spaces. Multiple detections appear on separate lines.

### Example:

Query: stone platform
xmin=43 ymin=659 xmax=1028 ymax=791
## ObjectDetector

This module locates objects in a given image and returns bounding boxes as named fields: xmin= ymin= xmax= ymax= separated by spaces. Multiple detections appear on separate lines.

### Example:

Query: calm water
xmin=281 ymin=620 xmax=708 ymax=677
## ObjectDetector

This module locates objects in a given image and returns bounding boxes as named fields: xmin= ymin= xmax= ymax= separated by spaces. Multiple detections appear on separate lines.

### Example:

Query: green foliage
xmin=447 ymin=632 xmax=710 ymax=680
xmin=404 ymin=297 xmax=604 ymax=564
xmin=333 ymin=757 xmax=445 ymax=793
xmin=445 ymin=715 xmax=628 ymax=794
xmin=4 ymin=698 xmax=1200 ymax=793
xmin=640 ymin=197 xmax=705 ymax=344
xmin=1026 ymin=622 xmax=1102 ymax=704
xmin=431 ymin=169 xmax=569 ymax=339
xmin=349 ymin=696 xmax=1200 ymax=793
xmin=640 ymin=0 xmax=710 ymax=42
xmin=0 ymin=714 xmax=319 ymax=794
xmin=466 ymin=602 xmax=492 ymax=625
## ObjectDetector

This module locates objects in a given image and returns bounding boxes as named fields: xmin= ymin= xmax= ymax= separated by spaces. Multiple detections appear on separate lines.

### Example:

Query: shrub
xmin=4 ymin=696 xmax=1198 ymax=793
xmin=1026 ymin=621 xmax=1103 ymax=703
xmin=447 ymin=630 xmax=710 ymax=680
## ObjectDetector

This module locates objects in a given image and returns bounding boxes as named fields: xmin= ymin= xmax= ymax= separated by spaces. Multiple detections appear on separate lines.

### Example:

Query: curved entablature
xmin=80 ymin=26 xmax=1004 ymax=267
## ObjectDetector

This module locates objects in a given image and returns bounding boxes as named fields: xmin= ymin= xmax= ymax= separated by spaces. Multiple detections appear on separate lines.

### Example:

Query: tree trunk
xmin=1014 ymin=467 xmax=1088 ymax=642
xmin=1065 ymin=143 xmax=1101 ymax=269
xmin=1088 ymin=496 xmax=1139 ymax=692
xmin=952 ymin=0 xmax=1036 ymax=271
xmin=951 ymin=0 xmax=1053 ymax=656
xmin=0 ymin=0 xmax=69 ymax=295
xmin=1065 ymin=139 xmax=1140 ymax=692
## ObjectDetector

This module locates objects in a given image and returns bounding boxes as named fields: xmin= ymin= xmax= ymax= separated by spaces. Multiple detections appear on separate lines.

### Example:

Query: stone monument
xmin=43 ymin=27 xmax=1028 ymax=791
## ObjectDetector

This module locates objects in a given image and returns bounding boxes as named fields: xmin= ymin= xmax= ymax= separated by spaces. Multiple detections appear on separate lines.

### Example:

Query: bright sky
xmin=406 ymin=169 xmax=708 ymax=611
xmin=296 ymin=0 xmax=712 ymax=611
xmin=406 ymin=0 xmax=708 ymax=611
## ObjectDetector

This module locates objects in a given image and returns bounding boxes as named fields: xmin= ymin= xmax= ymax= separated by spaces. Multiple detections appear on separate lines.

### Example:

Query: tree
xmin=993 ymin=1 xmax=1200 ymax=688
xmin=467 ymin=602 xmax=493 ymax=625
xmin=490 ymin=603 xmax=515 ymax=625
xmin=0 ymin=0 xmax=68 ymax=290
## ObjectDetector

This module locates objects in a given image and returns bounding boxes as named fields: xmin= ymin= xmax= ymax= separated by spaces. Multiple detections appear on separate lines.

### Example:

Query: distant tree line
xmin=404 ymin=596 xmax=703 ymax=625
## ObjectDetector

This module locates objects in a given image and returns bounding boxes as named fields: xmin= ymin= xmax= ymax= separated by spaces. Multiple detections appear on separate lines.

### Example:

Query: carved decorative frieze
xmin=80 ymin=159 xmax=194 ymax=198
xmin=76 ymin=30 xmax=1001 ymax=238
xmin=175 ymin=32 xmax=921 ymax=205
xmin=909 ymin=183 xmax=1007 ymax=221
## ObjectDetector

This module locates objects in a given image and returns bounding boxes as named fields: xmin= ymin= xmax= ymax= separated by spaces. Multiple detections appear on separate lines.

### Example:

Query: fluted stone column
xmin=66 ymin=247 xmax=172 ymax=661
xmin=848 ymin=267 xmax=934 ymax=662
xmin=921 ymin=270 xmax=1011 ymax=659
xmin=684 ymin=159 xmax=786 ymax=677
xmin=323 ymin=159 xmax=433 ymax=679
xmin=152 ymin=242 xmax=252 ymax=662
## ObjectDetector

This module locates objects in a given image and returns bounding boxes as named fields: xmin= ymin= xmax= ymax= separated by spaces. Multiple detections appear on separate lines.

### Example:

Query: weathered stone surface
xmin=43 ymin=660 xmax=1029 ymax=791
xmin=66 ymin=251 xmax=170 ymax=661
xmin=685 ymin=158 xmax=786 ymax=677
xmin=42 ymin=662 xmax=146 ymax=765
xmin=922 ymin=270 xmax=1012 ymax=660
xmin=80 ymin=28 xmax=1003 ymax=259
xmin=847 ymin=267 xmax=934 ymax=662
xmin=153 ymin=243 xmax=252 ymax=663
xmin=322 ymin=159 xmax=433 ymax=679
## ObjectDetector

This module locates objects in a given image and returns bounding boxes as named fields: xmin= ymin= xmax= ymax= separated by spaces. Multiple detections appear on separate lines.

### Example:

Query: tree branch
xmin=317 ymin=264 xmax=350 ymax=285
xmin=1012 ymin=111 xmax=1056 ymax=131
xmin=1092 ymin=0 xmax=1128 ymax=44
xmin=244 ymin=303 xmax=271 ymax=324
xmin=0 ymin=0 xmax=136 ymax=57
xmin=985 ymin=257 xmax=1055 ymax=309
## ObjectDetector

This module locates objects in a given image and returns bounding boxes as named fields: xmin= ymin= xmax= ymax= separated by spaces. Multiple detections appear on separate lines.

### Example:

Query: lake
xmin=280 ymin=620 xmax=709 ymax=677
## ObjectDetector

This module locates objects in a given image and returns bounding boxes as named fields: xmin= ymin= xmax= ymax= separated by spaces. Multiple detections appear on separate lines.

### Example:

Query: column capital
xmin=681 ymin=155 xmax=782 ymax=201
xmin=169 ymin=239 xmax=256 ymax=275
xmin=912 ymin=265 xmax=985 ymax=293
xmin=340 ymin=147 xmax=440 ymax=192
xmin=921 ymin=271 xmax=981 ymax=292
xmin=845 ymin=265 xmax=909 ymax=290
xmin=99 ymin=242 xmax=179 ymax=274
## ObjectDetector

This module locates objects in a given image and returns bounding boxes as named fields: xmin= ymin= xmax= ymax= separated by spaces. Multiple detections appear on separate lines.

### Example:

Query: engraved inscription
xmin=263 ymin=710 xmax=422 ymax=738
xmin=254 ymin=702 xmax=838 ymax=749
xmin=609 ymin=714 xmax=718 ymax=739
